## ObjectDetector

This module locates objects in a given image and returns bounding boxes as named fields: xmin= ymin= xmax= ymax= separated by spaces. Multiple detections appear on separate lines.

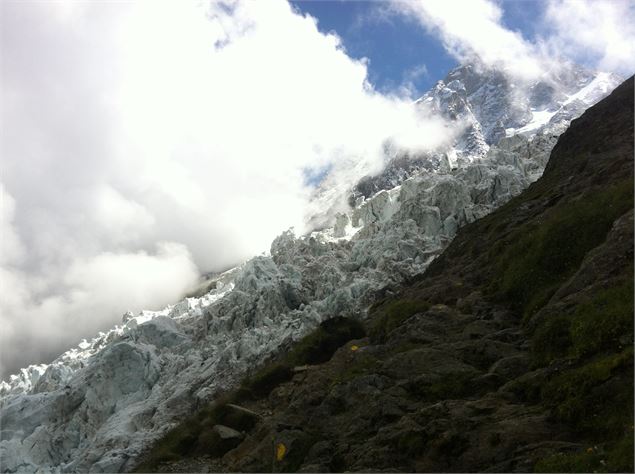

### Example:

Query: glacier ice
xmin=0 ymin=64 xmax=622 ymax=473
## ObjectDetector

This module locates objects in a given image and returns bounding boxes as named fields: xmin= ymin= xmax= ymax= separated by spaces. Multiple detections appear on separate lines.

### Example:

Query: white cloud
xmin=0 ymin=0 xmax=456 ymax=377
xmin=0 ymin=241 xmax=198 ymax=378
xmin=389 ymin=0 xmax=546 ymax=80
xmin=0 ymin=185 xmax=26 ymax=266
xmin=388 ymin=0 xmax=634 ymax=81
xmin=395 ymin=63 xmax=430 ymax=99
xmin=541 ymin=0 xmax=635 ymax=76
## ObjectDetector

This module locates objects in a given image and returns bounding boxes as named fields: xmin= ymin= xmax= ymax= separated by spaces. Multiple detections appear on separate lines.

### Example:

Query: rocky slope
xmin=134 ymin=77 xmax=634 ymax=473
xmin=0 ymin=64 xmax=624 ymax=473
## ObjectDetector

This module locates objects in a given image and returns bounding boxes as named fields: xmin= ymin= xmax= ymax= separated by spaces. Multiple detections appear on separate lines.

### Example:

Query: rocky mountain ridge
xmin=0 ymin=64 xmax=625 ymax=473
xmin=137 ymin=75 xmax=634 ymax=474
xmin=350 ymin=63 xmax=621 ymax=201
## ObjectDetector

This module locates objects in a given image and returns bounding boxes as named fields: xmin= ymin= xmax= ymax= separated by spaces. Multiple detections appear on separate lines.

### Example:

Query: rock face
xmin=137 ymin=77 xmax=634 ymax=473
xmin=351 ymin=63 xmax=622 ymax=201
xmin=0 ymin=67 xmax=625 ymax=473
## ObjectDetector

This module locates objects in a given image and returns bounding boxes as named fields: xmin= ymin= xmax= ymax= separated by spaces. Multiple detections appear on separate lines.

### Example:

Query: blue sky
xmin=291 ymin=0 xmax=546 ymax=96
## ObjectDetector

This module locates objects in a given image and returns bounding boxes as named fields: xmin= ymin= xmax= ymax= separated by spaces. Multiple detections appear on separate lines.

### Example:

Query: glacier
xmin=0 ymin=64 xmax=622 ymax=472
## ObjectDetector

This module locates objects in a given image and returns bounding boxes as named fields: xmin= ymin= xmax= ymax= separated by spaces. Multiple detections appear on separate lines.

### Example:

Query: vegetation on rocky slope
xmin=134 ymin=317 xmax=366 ymax=471
xmin=134 ymin=77 xmax=634 ymax=473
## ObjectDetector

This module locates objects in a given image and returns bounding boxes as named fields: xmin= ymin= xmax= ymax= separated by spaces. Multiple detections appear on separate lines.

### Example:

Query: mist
xmin=0 ymin=0 xmax=456 ymax=378
xmin=4 ymin=0 xmax=633 ymax=380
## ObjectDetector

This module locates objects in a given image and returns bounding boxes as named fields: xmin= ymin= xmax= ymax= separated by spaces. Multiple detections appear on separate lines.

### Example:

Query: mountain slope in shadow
xmin=136 ymin=77 xmax=634 ymax=473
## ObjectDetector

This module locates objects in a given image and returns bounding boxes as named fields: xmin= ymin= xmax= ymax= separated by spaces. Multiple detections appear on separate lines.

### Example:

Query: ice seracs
xmin=0 ymin=62 xmax=622 ymax=473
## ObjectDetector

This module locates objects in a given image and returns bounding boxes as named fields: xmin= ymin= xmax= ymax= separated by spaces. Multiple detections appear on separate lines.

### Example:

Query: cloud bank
xmin=0 ymin=0 xmax=455 ymax=377
xmin=3 ymin=0 xmax=633 ymax=379
xmin=388 ymin=0 xmax=635 ymax=80
xmin=390 ymin=0 xmax=546 ymax=80
xmin=542 ymin=0 xmax=635 ymax=76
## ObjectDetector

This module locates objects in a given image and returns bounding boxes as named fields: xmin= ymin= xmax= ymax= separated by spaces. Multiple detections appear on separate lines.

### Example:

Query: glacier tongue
xmin=0 ymin=133 xmax=553 ymax=473
xmin=0 ymin=64 xmax=622 ymax=473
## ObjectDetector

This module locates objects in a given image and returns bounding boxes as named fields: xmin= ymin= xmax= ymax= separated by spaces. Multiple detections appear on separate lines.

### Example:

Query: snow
xmin=503 ymin=71 xmax=622 ymax=139
xmin=0 ymin=62 xmax=622 ymax=473
xmin=564 ymin=72 xmax=617 ymax=106
xmin=512 ymin=109 xmax=558 ymax=135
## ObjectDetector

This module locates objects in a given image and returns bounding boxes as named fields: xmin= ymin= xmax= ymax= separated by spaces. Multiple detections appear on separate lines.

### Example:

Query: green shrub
xmin=133 ymin=394 xmax=252 ymax=471
xmin=287 ymin=316 xmax=366 ymax=366
xmin=238 ymin=363 xmax=294 ymax=400
xmin=369 ymin=299 xmax=430 ymax=342
xmin=238 ymin=316 xmax=366 ymax=401
xmin=606 ymin=432 xmax=635 ymax=472
xmin=134 ymin=417 xmax=202 ymax=471
xmin=489 ymin=179 xmax=633 ymax=319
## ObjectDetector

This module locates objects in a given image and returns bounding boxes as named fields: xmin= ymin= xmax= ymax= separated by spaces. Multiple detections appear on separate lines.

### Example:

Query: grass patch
xmin=541 ymin=347 xmax=634 ymax=439
xmin=369 ymin=299 xmax=430 ymax=342
xmin=524 ymin=205 xmax=634 ymax=473
xmin=534 ymin=432 xmax=634 ymax=473
xmin=488 ymin=179 xmax=633 ymax=319
xmin=531 ymin=274 xmax=633 ymax=366
xmin=238 ymin=316 xmax=366 ymax=400
xmin=569 ymin=278 xmax=634 ymax=358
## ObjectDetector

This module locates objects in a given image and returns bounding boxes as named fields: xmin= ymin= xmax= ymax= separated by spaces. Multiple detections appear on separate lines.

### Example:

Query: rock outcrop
xmin=136 ymin=77 xmax=633 ymax=473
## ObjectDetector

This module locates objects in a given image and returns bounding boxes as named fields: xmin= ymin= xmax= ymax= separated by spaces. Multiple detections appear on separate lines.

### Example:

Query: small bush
xmin=239 ymin=363 xmax=294 ymax=400
xmin=606 ymin=432 xmax=635 ymax=472
xmin=134 ymin=417 xmax=202 ymax=471
xmin=369 ymin=299 xmax=430 ymax=342
xmin=134 ymin=394 xmax=253 ymax=472
xmin=238 ymin=316 xmax=366 ymax=400
xmin=287 ymin=316 xmax=366 ymax=366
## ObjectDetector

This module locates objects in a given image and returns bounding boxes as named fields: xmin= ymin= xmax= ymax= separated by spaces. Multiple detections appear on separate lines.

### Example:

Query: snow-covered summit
xmin=349 ymin=62 xmax=621 ymax=203
xmin=419 ymin=62 xmax=621 ymax=156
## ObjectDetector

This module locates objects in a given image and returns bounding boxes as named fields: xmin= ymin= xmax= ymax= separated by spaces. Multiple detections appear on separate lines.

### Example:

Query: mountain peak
xmin=0 ymin=66 xmax=627 ymax=473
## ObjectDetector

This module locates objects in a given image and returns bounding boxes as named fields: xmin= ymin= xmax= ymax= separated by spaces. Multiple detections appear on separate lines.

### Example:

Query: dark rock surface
xmin=135 ymin=78 xmax=634 ymax=473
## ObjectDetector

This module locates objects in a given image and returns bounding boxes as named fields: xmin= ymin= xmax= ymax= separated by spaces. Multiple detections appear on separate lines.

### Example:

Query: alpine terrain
xmin=0 ymin=64 xmax=630 ymax=473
